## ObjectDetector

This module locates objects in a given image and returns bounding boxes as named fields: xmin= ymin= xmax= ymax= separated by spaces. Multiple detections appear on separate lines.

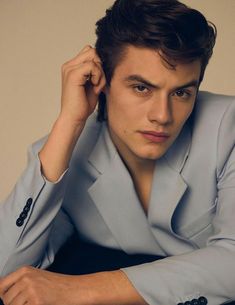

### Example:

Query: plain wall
xmin=0 ymin=0 xmax=235 ymax=201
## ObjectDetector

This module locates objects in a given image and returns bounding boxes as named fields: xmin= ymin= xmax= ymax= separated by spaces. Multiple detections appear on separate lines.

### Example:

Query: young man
xmin=0 ymin=0 xmax=235 ymax=304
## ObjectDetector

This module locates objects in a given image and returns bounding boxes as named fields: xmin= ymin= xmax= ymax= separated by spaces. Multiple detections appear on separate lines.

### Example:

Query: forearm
xmin=0 ymin=267 xmax=148 ymax=305
xmin=39 ymin=114 xmax=85 ymax=182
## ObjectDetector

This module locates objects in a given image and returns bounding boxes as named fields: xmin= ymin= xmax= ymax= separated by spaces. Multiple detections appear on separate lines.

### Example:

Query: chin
xmin=136 ymin=149 xmax=166 ymax=161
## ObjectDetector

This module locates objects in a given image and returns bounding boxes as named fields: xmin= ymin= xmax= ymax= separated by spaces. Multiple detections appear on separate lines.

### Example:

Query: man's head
xmin=95 ymin=0 xmax=216 ymax=121
xmin=94 ymin=0 xmax=216 ymax=165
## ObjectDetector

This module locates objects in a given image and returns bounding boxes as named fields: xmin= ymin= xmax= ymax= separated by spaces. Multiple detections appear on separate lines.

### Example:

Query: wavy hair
xmin=95 ymin=0 xmax=216 ymax=121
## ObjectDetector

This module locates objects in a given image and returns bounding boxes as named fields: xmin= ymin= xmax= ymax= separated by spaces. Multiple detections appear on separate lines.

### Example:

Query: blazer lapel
xmin=88 ymin=124 xmax=165 ymax=255
xmin=148 ymin=123 xmax=191 ymax=243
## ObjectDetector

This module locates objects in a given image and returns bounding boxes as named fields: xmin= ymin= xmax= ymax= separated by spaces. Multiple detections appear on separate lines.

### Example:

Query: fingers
xmin=63 ymin=45 xmax=101 ymax=70
xmin=1 ymin=284 xmax=25 ymax=305
xmin=61 ymin=45 xmax=105 ymax=89
xmin=7 ymin=291 xmax=27 ymax=305
xmin=59 ymin=45 xmax=106 ymax=123
xmin=0 ymin=267 xmax=34 ymax=305
xmin=0 ymin=273 xmax=17 ymax=296
xmin=63 ymin=60 xmax=105 ymax=88
xmin=93 ymin=68 xmax=106 ymax=94
xmin=80 ymin=45 xmax=92 ymax=53
xmin=0 ymin=267 xmax=32 ymax=295
xmin=78 ymin=45 xmax=102 ymax=64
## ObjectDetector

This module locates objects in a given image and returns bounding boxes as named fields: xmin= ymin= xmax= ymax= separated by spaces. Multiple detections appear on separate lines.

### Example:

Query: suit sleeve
xmin=121 ymin=100 xmax=235 ymax=305
xmin=0 ymin=136 xmax=74 ymax=276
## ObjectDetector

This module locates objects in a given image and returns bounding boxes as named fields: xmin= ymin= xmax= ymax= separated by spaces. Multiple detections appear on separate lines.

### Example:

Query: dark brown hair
xmin=95 ymin=0 xmax=216 ymax=121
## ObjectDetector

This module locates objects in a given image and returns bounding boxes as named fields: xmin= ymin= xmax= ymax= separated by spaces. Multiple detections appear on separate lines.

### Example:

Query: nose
xmin=147 ymin=95 xmax=173 ymax=125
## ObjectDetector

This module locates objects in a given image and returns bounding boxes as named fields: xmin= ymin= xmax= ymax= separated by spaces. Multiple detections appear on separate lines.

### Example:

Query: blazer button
xmin=177 ymin=303 xmax=184 ymax=305
xmin=191 ymin=299 xmax=199 ymax=305
xmin=184 ymin=302 xmax=191 ymax=305
xmin=16 ymin=218 xmax=24 ymax=227
xmin=23 ymin=205 xmax=31 ymax=213
xmin=198 ymin=297 xmax=208 ymax=305
xmin=19 ymin=211 xmax=28 ymax=220
xmin=26 ymin=198 xmax=33 ymax=208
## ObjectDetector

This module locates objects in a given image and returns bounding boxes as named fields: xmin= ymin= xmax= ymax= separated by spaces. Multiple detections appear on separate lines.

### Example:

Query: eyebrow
xmin=123 ymin=74 xmax=199 ymax=91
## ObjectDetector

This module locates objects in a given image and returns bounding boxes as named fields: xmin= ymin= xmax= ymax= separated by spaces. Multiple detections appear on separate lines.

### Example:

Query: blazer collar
xmin=164 ymin=120 xmax=191 ymax=173
xmin=87 ymin=122 xmax=191 ymax=254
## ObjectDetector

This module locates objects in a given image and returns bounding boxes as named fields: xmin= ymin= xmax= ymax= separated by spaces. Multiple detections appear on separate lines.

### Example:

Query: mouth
xmin=139 ymin=130 xmax=170 ymax=143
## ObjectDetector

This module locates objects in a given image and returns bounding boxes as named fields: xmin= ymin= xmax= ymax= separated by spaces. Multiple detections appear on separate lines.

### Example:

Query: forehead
xmin=112 ymin=45 xmax=201 ymax=86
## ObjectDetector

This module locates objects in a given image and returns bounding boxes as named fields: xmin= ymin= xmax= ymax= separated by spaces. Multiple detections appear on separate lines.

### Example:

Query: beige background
xmin=0 ymin=0 xmax=234 ymax=202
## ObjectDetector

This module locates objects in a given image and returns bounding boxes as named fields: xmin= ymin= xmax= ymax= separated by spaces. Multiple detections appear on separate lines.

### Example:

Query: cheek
xmin=174 ymin=103 xmax=195 ymax=127
xmin=107 ymin=96 xmax=129 ymax=132
xmin=107 ymin=94 xmax=138 ymax=123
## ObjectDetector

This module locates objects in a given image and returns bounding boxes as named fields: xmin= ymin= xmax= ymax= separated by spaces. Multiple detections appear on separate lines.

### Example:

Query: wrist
xmin=75 ymin=270 xmax=146 ymax=305
xmin=56 ymin=112 xmax=86 ymax=136
xmin=38 ymin=113 xmax=86 ymax=182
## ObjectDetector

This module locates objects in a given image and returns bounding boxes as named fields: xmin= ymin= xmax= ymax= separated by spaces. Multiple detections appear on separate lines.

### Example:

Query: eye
xmin=173 ymin=89 xmax=191 ymax=99
xmin=133 ymin=84 xmax=150 ymax=94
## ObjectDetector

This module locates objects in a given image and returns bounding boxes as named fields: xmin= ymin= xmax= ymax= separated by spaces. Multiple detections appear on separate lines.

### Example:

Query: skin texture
xmin=0 ymin=45 xmax=202 ymax=305
xmin=106 ymin=45 xmax=200 ymax=175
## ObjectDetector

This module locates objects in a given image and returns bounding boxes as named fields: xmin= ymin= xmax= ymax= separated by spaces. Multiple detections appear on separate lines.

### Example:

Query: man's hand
xmin=0 ymin=266 xmax=147 ymax=305
xmin=0 ymin=266 xmax=86 ymax=305
xmin=60 ymin=45 xmax=106 ymax=126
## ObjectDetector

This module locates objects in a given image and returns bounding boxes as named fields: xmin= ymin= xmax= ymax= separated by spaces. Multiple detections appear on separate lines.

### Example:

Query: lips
xmin=139 ymin=130 xmax=170 ymax=143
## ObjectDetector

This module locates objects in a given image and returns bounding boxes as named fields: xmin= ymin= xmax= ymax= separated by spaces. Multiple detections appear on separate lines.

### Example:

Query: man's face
xmin=105 ymin=45 xmax=201 ymax=164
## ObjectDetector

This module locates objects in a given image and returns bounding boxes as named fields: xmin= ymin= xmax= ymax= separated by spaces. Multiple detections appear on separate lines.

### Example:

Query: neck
xmin=123 ymin=153 xmax=155 ymax=179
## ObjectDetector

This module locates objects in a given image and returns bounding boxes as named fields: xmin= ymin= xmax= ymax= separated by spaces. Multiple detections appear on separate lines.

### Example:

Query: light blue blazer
xmin=0 ymin=91 xmax=235 ymax=305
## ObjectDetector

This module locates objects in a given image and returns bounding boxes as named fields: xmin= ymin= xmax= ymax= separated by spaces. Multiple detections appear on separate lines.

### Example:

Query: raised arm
xmin=0 ymin=46 xmax=106 ymax=276
xmin=39 ymin=45 xmax=106 ymax=182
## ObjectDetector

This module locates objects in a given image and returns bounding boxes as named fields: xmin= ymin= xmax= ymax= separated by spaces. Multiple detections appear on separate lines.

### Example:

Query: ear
xmin=101 ymin=84 xmax=109 ymax=95
xmin=101 ymin=87 xmax=106 ymax=94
